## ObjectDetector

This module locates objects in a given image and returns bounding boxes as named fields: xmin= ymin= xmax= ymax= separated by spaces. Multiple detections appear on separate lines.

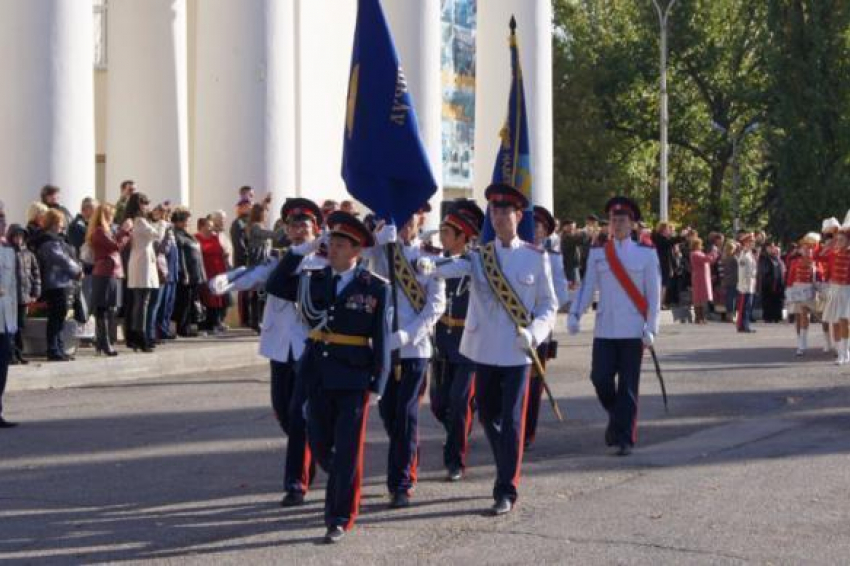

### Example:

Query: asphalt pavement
xmin=2 ymin=319 xmax=850 ymax=564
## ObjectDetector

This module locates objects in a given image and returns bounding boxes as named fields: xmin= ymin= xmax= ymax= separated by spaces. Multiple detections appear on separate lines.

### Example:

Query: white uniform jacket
xmin=225 ymin=254 xmax=327 ymax=363
xmin=547 ymin=250 xmax=571 ymax=308
xmin=369 ymin=243 xmax=446 ymax=360
xmin=435 ymin=237 xmax=557 ymax=367
xmin=736 ymin=251 xmax=757 ymax=295
xmin=570 ymin=237 xmax=661 ymax=339
xmin=0 ymin=247 xmax=18 ymax=334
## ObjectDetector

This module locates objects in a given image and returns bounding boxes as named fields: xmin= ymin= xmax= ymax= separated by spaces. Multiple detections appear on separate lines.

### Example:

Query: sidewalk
xmin=7 ymin=329 xmax=266 ymax=392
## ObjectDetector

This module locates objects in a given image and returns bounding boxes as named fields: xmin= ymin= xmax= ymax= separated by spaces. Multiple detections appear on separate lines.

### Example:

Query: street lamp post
xmin=711 ymin=121 xmax=759 ymax=233
xmin=652 ymin=0 xmax=678 ymax=223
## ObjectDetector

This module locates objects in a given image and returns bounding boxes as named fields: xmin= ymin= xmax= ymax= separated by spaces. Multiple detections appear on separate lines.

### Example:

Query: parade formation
xmin=204 ymin=189 xmax=661 ymax=543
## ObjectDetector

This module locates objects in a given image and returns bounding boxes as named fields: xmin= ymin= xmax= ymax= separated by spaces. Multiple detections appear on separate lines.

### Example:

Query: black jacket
xmin=174 ymin=228 xmax=206 ymax=286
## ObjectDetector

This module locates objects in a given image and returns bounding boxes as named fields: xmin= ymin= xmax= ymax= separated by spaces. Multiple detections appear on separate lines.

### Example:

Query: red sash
xmin=604 ymin=239 xmax=648 ymax=320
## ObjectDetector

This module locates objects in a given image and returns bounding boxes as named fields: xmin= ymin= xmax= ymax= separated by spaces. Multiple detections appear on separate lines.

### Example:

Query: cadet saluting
xmin=420 ymin=183 xmax=558 ymax=516
xmin=265 ymin=211 xmax=390 ymax=544
xmin=568 ymin=196 xmax=661 ymax=456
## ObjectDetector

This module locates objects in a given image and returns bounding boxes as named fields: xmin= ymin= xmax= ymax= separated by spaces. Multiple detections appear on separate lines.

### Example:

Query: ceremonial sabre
xmin=517 ymin=329 xmax=565 ymax=422
xmin=647 ymin=345 xmax=669 ymax=413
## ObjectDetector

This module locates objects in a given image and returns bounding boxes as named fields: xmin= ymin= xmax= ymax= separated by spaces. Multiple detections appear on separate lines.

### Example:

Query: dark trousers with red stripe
xmin=306 ymin=386 xmax=370 ymax=530
xmin=379 ymin=358 xmax=428 ymax=495
xmin=475 ymin=363 xmax=530 ymax=503
xmin=590 ymin=338 xmax=643 ymax=447
xmin=523 ymin=343 xmax=550 ymax=448
xmin=736 ymin=293 xmax=754 ymax=331
xmin=270 ymin=358 xmax=313 ymax=495
xmin=430 ymin=359 xmax=476 ymax=472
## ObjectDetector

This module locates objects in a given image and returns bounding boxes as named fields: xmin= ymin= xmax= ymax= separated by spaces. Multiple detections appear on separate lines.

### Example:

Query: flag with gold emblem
xmin=481 ymin=16 xmax=535 ymax=244
xmin=341 ymin=0 xmax=437 ymax=228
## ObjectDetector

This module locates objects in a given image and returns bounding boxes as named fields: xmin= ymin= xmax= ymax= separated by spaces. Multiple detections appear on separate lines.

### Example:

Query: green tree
xmin=763 ymin=0 xmax=850 ymax=241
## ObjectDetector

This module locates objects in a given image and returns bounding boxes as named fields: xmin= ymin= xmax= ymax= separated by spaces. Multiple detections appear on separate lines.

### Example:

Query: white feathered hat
xmin=822 ymin=217 xmax=841 ymax=232
xmin=799 ymin=232 xmax=821 ymax=246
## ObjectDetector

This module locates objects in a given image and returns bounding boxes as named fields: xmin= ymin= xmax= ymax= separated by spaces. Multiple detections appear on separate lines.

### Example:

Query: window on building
xmin=93 ymin=0 xmax=108 ymax=69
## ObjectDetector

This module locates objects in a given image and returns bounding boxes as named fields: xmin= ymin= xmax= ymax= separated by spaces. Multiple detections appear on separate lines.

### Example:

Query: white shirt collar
xmin=614 ymin=236 xmax=633 ymax=250
xmin=332 ymin=264 xmax=357 ymax=285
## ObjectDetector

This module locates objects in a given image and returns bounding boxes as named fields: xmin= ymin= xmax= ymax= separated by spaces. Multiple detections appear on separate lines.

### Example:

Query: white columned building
xmin=0 ymin=0 xmax=95 ymax=223
xmin=106 ymin=0 xmax=190 ymax=206
xmin=474 ymin=0 xmax=554 ymax=210
xmin=192 ymin=0 xmax=297 ymax=220
xmin=0 ymin=1 xmax=555 ymax=226
xmin=383 ymin=0 xmax=444 ymax=228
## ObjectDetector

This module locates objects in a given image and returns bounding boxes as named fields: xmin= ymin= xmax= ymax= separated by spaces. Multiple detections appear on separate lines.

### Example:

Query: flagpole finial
xmin=509 ymin=15 xmax=517 ymax=34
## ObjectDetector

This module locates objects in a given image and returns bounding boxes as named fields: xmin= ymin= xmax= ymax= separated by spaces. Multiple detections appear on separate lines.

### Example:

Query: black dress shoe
xmin=491 ymin=497 xmax=512 ymax=516
xmin=446 ymin=468 xmax=463 ymax=482
xmin=46 ymin=353 xmax=69 ymax=362
xmin=280 ymin=491 xmax=305 ymax=507
xmin=389 ymin=492 xmax=410 ymax=509
xmin=616 ymin=444 xmax=633 ymax=457
xmin=324 ymin=526 xmax=345 ymax=544
xmin=0 ymin=418 xmax=19 ymax=428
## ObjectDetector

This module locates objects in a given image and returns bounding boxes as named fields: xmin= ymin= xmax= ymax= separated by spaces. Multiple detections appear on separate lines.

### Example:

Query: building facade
xmin=0 ymin=0 xmax=552 ymax=227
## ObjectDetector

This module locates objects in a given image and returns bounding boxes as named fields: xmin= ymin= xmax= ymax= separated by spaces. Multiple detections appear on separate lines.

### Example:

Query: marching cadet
xmin=265 ymin=211 xmax=390 ymax=544
xmin=209 ymin=198 xmax=326 ymax=507
xmin=568 ymin=196 xmax=661 ymax=456
xmin=371 ymin=213 xmax=446 ymax=508
xmin=430 ymin=199 xmax=484 ymax=481
xmin=524 ymin=205 xmax=571 ymax=449
xmin=420 ymin=183 xmax=558 ymax=516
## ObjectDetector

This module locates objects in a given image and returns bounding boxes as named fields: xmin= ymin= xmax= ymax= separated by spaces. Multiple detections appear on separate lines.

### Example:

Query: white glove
xmin=290 ymin=233 xmax=326 ymax=256
xmin=515 ymin=328 xmax=534 ymax=352
xmin=209 ymin=274 xmax=230 ymax=295
xmin=417 ymin=256 xmax=436 ymax=276
xmin=642 ymin=327 xmax=655 ymax=348
xmin=375 ymin=224 xmax=398 ymax=246
xmin=567 ymin=314 xmax=581 ymax=335
xmin=389 ymin=329 xmax=410 ymax=350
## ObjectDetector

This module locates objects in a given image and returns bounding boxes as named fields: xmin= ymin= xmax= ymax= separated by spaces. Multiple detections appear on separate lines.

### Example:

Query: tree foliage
xmin=552 ymin=0 xmax=849 ymax=239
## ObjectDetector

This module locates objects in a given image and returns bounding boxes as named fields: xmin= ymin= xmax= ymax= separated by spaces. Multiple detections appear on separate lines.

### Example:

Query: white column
xmin=0 ymin=0 xmax=95 ymax=223
xmin=475 ymin=0 xmax=554 ymax=211
xmin=382 ymin=0 xmax=444 ymax=228
xmin=295 ymin=0 xmax=357 ymax=209
xmin=193 ymin=0 xmax=297 ymax=222
xmin=106 ymin=0 xmax=189 ymax=207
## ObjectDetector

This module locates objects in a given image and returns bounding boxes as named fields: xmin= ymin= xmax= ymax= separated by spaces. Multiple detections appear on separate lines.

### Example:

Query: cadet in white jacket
xmin=422 ymin=184 xmax=557 ymax=516
xmin=370 ymin=212 xmax=446 ymax=509
xmin=568 ymin=197 xmax=660 ymax=456
xmin=210 ymin=198 xmax=326 ymax=507
xmin=736 ymin=233 xmax=758 ymax=333
xmin=0 ymin=246 xmax=18 ymax=428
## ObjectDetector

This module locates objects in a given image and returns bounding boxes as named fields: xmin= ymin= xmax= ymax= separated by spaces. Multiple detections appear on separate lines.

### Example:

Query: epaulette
xmin=523 ymin=242 xmax=545 ymax=254
xmin=421 ymin=242 xmax=443 ymax=256
xmin=358 ymin=268 xmax=388 ymax=285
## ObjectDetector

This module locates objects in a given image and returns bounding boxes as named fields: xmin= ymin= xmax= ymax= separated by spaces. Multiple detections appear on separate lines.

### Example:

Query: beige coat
xmin=127 ymin=218 xmax=165 ymax=289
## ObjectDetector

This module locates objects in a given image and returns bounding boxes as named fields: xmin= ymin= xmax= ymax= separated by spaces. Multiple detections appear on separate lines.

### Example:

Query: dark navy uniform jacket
xmin=435 ymin=267 xmax=473 ymax=365
xmin=266 ymin=251 xmax=392 ymax=395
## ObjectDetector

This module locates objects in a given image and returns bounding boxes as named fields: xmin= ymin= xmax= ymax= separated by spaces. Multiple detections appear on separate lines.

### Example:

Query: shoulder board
xmin=591 ymin=241 xmax=605 ymax=249
xmin=523 ymin=243 xmax=545 ymax=254
xmin=357 ymin=268 xmax=388 ymax=285
xmin=421 ymin=243 xmax=443 ymax=255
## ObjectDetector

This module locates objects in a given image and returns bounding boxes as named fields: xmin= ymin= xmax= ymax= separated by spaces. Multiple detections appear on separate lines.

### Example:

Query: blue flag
xmin=481 ymin=17 xmax=535 ymax=244
xmin=341 ymin=0 xmax=437 ymax=228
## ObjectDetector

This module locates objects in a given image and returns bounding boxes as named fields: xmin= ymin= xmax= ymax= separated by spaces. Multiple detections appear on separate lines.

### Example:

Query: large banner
xmin=441 ymin=0 xmax=476 ymax=191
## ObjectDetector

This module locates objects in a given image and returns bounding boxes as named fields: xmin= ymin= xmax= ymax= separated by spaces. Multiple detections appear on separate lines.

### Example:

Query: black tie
xmin=331 ymin=274 xmax=341 ymax=303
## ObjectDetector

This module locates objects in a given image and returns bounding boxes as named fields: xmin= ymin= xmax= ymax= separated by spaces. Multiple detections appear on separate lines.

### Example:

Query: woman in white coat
xmin=124 ymin=193 xmax=164 ymax=352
